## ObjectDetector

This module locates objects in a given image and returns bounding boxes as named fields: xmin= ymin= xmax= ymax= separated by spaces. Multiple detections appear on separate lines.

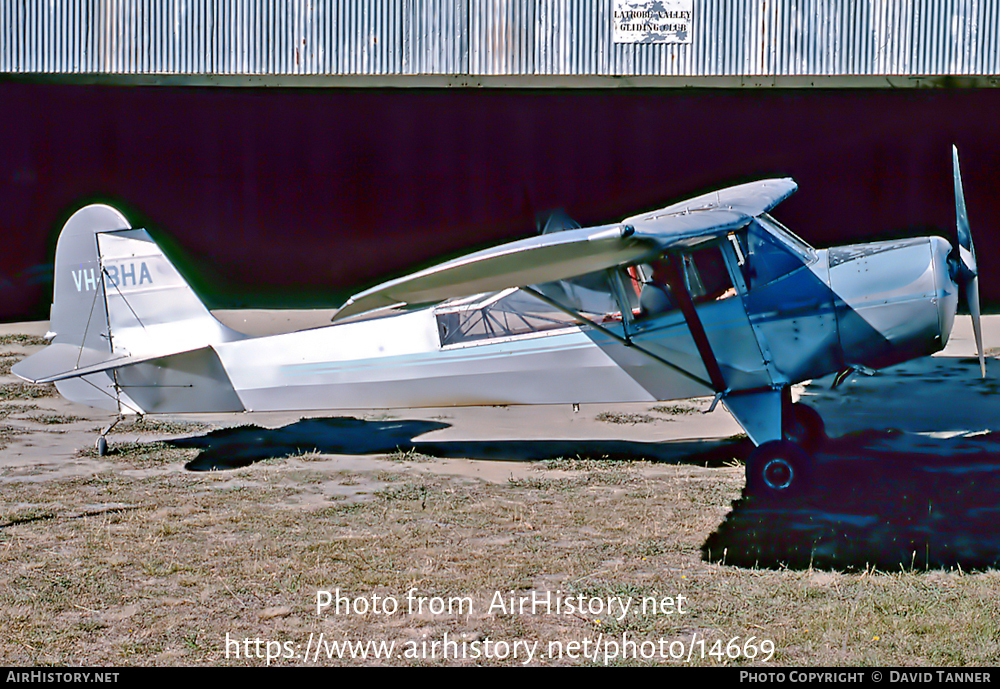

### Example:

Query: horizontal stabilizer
xmin=12 ymin=342 xmax=208 ymax=384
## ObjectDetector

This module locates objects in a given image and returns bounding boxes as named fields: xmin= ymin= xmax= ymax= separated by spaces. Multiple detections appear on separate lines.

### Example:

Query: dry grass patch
xmin=650 ymin=405 xmax=700 ymax=416
xmin=112 ymin=418 xmax=210 ymax=436
xmin=23 ymin=412 xmax=83 ymax=425
xmin=1 ymin=437 xmax=998 ymax=666
xmin=0 ymin=403 xmax=39 ymax=420
xmin=382 ymin=448 xmax=438 ymax=463
xmin=0 ymin=355 xmax=21 ymax=376
xmin=0 ymin=334 xmax=49 ymax=347
xmin=0 ymin=382 xmax=57 ymax=401
xmin=595 ymin=412 xmax=659 ymax=425
xmin=76 ymin=440 xmax=198 ymax=469
xmin=0 ymin=423 xmax=28 ymax=449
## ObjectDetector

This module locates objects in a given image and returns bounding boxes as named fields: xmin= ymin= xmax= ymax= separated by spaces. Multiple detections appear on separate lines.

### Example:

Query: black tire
xmin=783 ymin=402 xmax=826 ymax=452
xmin=745 ymin=440 xmax=810 ymax=499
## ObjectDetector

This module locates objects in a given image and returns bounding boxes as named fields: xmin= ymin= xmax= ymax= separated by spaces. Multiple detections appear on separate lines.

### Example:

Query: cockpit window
xmin=635 ymin=242 xmax=736 ymax=319
xmin=683 ymin=244 xmax=734 ymax=302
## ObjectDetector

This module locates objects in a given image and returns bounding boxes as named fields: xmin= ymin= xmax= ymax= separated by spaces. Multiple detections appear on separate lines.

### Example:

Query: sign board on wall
xmin=612 ymin=0 xmax=693 ymax=44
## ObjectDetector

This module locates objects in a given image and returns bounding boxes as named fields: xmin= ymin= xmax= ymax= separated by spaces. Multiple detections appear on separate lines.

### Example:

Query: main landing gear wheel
xmin=782 ymin=402 xmax=826 ymax=453
xmin=745 ymin=440 xmax=810 ymax=499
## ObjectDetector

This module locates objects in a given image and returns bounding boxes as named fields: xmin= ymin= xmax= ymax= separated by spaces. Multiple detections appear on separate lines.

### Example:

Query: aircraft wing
xmin=623 ymin=178 xmax=797 ymax=223
xmin=333 ymin=208 xmax=750 ymax=322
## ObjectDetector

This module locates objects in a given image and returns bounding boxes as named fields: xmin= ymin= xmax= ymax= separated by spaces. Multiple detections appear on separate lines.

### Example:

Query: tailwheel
xmin=782 ymin=402 xmax=826 ymax=453
xmin=745 ymin=440 xmax=810 ymax=499
xmin=95 ymin=415 xmax=124 ymax=457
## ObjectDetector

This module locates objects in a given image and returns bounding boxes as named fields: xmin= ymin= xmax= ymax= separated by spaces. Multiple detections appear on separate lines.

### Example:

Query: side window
xmin=736 ymin=221 xmax=804 ymax=290
xmin=635 ymin=260 xmax=674 ymax=317
xmin=683 ymin=244 xmax=734 ymax=303
xmin=636 ymin=242 xmax=736 ymax=319
xmin=435 ymin=289 xmax=581 ymax=347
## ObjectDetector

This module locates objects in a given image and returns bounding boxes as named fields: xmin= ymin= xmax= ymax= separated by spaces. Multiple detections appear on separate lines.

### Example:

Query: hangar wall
xmin=1 ymin=0 xmax=998 ymax=321
xmin=2 ymin=84 xmax=999 ymax=321
xmin=3 ymin=0 xmax=998 ymax=79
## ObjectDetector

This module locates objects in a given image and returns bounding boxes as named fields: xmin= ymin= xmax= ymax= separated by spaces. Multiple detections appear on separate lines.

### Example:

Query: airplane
xmin=12 ymin=147 xmax=985 ymax=498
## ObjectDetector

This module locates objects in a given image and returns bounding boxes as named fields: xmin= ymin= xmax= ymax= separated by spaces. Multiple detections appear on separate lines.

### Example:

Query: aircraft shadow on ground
xmin=170 ymin=416 xmax=750 ymax=472
xmin=705 ymin=430 xmax=1000 ymax=572
xmin=704 ymin=354 xmax=1000 ymax=571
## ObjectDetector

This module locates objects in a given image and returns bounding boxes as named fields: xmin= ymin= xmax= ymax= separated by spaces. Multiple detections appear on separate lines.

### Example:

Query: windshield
xmin=757 ymin=213 xmax=817 ymax=263
xmin=732 ymin=217 xmax=816 ymax=291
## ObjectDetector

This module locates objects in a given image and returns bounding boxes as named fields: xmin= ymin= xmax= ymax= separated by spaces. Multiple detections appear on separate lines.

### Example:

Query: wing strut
xmin=519 ymin=286 xmax=715 ymax=391
xmin=659 ymin=254 xmax=729 ymax=393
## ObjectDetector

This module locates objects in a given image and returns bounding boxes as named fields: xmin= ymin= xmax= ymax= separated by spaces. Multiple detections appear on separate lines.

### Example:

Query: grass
xmin=0 ymin=423 xmax=27 ymax=449
xmin=0 ymin=383 xmax=57 ymax=401
xmin=650 ymin=404 xmax=700 ymax=416
xmin=382 ymin=448 xmax=437 ymax=463
xmin=0 ymin=334 xmax=48 ymax=347
xmin=540 ymin=456 xmax=628 ymax=471
xmin=0 ymin=325 xmax=994 ymax=667
xmin=112 ymin=417 xmax=209 ymax=436
xmin=595 ymin=411 xmax=659 ymax=425
xmin=0 ymin=403 xmax=39 ymax=420
xmin=0 ymin=346 xmax=995 ymax=665
xmin=24 ymin=412 xmax=83 ymax=425
xmin=2 ymin=433 xmax=998 ymax=666
xmin=75 ymin=440 xmax=196 ymax=468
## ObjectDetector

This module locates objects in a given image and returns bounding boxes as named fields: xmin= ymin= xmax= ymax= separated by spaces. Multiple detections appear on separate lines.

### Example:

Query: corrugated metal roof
xmin=2 ymin=0 xmax=997 ymax=78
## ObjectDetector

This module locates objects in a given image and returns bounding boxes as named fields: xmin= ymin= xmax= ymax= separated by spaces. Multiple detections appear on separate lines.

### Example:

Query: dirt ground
xmin=1 ymin=317 xmax=999 ymax=666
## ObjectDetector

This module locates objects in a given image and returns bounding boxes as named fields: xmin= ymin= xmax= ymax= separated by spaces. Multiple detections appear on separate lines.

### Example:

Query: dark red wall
xmin=2 ymin=82 xmax=998 ymax=320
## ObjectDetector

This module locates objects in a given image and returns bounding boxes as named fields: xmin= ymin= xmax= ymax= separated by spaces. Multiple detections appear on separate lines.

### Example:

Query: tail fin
xmin=14 ymin=204 xmax=245 ymax=413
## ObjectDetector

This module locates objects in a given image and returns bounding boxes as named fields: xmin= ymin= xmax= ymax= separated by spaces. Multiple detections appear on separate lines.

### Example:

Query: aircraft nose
xmin=829 ymin=236 xmax=958 ymax=370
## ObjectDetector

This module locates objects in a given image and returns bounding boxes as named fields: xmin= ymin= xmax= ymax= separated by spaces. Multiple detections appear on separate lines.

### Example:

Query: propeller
xmin=951 ymin=145 xmax=986 ymax=378
xmin=537 ymin=209 xmax=581 ymax=235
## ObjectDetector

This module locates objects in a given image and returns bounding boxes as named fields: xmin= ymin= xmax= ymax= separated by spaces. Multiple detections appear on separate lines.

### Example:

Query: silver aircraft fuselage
xmin=124 ymin=234 xmax=956 ymax=418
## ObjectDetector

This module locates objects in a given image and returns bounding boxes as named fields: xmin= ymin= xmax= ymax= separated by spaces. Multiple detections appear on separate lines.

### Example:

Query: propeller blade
xmin=952 ymin=145 xmax=985 ymax=378
xmin=969 ymin=275 xmax=986 ymax=378
xmin=953 ymin=145 xmax=977 ymax=277
xmin=538 ymin=209 xmax=581 ymax=235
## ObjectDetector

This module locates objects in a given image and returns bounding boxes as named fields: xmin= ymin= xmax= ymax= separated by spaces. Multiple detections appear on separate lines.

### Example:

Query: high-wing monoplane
xmin=13 ymin=147 xmax=985 ymax=496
